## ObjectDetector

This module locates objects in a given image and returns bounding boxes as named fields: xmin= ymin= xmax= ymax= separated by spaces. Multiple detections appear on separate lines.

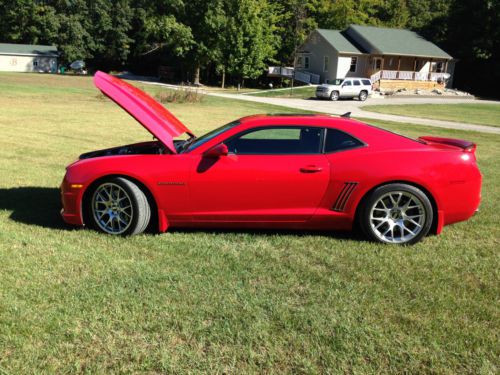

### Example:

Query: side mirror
xmin=203 ymin=143 xmax=228 ymax=158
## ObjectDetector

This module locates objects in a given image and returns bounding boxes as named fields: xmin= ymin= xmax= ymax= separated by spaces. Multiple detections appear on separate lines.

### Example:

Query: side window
xmin=296 ymin=56 xmax=303 ymax=68
xmin=353 ymin=80 xmax=361 ymax=86
xmin=324 ymin=129 xmax=364 ymax=153
xmin=350 ymin=57 xmax=357 ymax=72
xmin=362 ymin=79 xmax=371 ymax=86
xmin=343 ymin=80 xmax=352 ymax=86
xmin=226 ymin=127 xmax=322 ymax=155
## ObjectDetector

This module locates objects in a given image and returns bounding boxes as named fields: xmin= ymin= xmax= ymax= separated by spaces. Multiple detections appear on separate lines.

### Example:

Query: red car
xmin=60 ymin=71 xmax=482 ymax=244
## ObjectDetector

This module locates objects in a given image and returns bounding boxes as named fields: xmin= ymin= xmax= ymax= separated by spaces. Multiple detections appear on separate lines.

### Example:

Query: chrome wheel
xmin=359 ymin=91 xmax=367 ymax=101
xmin=369 ymin=191 xmax=426 ymax=244
xmin=330 ymin=91 xmax=339 ymax=101
xmin=92 ymin=183 xmax=133 ymax=234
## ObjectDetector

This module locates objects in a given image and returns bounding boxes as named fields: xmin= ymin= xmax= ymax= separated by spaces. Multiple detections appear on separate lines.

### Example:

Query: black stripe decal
xmin=332 ymin=182 xmax=358 ymax=211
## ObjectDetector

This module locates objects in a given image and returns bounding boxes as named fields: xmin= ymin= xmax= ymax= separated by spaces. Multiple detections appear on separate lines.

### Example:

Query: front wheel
xmin=330 ymin=91 xmax=339 ymax=101
xmin=359 ymin=183 xmax=433 ymax=245
xmin=359 ymin=90 xmax=368 ymax=101
xmin=87 ymin=177 xmax=151 ymax=235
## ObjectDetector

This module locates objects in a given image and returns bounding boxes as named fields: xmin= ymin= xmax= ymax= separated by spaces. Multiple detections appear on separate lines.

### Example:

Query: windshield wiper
xmin=180 ymin=136 xmax=197 ymax=153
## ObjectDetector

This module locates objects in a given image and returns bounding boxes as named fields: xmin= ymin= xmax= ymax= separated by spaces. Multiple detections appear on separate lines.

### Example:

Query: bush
xmin=155 ymin=87 xmax=205 ymax=104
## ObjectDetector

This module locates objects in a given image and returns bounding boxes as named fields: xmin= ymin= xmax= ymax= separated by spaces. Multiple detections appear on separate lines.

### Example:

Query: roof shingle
xmin=346 ymin=25 xmax=452 ymax=59
xmin=0 ymin=43 xmax=58 ymax=57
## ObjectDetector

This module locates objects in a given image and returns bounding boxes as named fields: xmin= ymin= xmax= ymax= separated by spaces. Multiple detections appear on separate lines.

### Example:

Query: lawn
xmin=0 ymin=73 xmax=498 ymax=374
xmin=362 ymin=103 xmax=500 ymax=127
xmin=248 ymin=85 xmax=317 ymax=99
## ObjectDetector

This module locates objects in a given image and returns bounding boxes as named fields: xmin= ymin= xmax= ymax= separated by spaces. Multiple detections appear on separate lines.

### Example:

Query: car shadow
xmin=0 ymin=186 xmax=367 ymax=242
xmin=169 ymin=227 xmax=366 ymax=241
xmin=0 ymin=187 xmax=69 ymax=230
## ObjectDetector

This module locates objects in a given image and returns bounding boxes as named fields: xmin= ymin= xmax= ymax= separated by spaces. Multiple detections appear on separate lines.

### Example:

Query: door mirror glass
xmin=203 ymin=143 xmax=228 ymax=158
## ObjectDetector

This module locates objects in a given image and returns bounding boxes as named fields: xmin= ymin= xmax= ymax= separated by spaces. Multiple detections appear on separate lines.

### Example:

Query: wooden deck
xmin=376 ymin=79 xmax=445 ymax=91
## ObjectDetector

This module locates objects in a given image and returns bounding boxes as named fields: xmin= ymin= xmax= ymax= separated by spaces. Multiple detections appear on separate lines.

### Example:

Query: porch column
xmin=413 ymin=58 xmax=417 ymax=80
xmin=428 ymin=58 xmax=433 ymax=80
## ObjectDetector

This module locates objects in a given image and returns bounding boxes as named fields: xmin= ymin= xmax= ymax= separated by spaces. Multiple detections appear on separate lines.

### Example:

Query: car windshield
xmin=181 ymin=120 xmax=240 ymax=153
xmin=327 ymin=79 xmax=344 ymax=85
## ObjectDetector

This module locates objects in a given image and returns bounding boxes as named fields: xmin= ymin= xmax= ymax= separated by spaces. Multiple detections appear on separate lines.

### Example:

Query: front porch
xmin=367 ymin=55 xmax=452 ymax=91
xmin=371 ymin=70 xmax=450 ymax=91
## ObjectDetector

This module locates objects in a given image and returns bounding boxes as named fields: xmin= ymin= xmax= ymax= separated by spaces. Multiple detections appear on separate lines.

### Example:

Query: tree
xmin=221 ymin=0 xmax=279 ymax=85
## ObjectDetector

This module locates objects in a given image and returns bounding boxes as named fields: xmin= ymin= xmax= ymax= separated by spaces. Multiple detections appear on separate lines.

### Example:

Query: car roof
xmin=237 ymin=114 xmax=423 ymax=149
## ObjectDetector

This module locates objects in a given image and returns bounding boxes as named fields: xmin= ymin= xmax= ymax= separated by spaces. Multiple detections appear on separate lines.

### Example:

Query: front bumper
xmin=315 ymin=90 xmax=331 ymax=99
xmin=60 ymin=176 xmax=84 ymax=226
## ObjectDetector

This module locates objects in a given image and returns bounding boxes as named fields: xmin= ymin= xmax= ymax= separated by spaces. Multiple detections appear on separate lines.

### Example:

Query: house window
xmin=431 ymin=62 xmax=444 ymax=73
xmin=349 ymin=57 xmax=357 ymax=72
xmin=375 ymin=58 xmax=382 ymax=70
xmin=33 ymin=60 xmax=38 ymax=67
xmin=304 ymin=56 xmax=310 ymax=69
xmin=296 ymin=56 xmax=303 ymax=68
xmin=323 ymin=56 xmax=329 ymax=72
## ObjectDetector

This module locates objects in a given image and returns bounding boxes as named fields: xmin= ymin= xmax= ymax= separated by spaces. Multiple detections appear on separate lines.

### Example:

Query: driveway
xmin=131 ymin=77 xmax=500 ymax=134
xmin=209 ymin=92 xmax=500 ymax=134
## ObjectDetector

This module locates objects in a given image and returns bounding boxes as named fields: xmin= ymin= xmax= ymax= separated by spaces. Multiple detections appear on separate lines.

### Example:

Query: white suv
xmin=316 ymin=78 xmax=372 ymax=101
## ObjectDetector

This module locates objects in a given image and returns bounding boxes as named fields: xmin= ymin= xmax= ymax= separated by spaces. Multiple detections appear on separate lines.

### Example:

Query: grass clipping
xmin=155 ymin=87 xmax=205 ymax=104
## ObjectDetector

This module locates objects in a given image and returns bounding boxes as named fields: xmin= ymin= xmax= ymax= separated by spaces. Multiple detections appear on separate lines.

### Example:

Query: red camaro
xmin=60 ymin=71 xmax=482 ymax=244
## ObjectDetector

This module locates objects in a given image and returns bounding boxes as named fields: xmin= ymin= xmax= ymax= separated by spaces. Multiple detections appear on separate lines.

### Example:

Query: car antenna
xmin=341 ymin=112 xmax=351 ymax=118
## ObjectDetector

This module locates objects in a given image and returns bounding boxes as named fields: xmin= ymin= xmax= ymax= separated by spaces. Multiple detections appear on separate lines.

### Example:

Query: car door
xmin=352 ymin=79 xmax=362 ymax=96
xmin=189 ymin=126 xmax=330 ymax=222
xmin=340 ymin=80 xmax=353 ymax=97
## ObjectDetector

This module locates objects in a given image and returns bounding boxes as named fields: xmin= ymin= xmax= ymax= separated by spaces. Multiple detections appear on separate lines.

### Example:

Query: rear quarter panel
xmin=324 ymin=147 xmax=481 ymax=226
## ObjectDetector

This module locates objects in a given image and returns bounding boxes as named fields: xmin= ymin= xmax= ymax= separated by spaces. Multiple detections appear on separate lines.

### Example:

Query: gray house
xmin=270 ymin=25 xmax=455 ymax=90
xmin=0 ymin=43 xmax=58 ymax=73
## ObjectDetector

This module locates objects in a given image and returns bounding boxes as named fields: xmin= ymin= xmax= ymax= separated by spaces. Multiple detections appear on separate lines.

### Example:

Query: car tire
xmin=330 ymin=91 xmax=339 ymax=101
xmin=87 ymin=177 xmax=151 ymax=235
xmin=359 ymin=183 xmax=433 ymax=245
xmin=359 ymin=90 xmax=368 ymax=101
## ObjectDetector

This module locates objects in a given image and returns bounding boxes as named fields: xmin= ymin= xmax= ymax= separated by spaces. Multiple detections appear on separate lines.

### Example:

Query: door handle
xmin=300 ymin=165 xmax=323 ymax=173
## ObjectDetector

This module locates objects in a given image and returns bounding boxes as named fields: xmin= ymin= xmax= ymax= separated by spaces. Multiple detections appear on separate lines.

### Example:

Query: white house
xmin=269 ymin=25 xmax=455 ymax=90
xmin=0 ymin=43 xmax=58 ymax=73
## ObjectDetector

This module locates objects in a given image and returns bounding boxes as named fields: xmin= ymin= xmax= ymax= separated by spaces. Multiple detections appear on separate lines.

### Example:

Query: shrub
xmin=155 ymin=87 xmax=205 ymax=104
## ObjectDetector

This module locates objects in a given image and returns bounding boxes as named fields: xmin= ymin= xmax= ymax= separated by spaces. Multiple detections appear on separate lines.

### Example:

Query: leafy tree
xmin=220 ymin=0 xmax=279 ymax=85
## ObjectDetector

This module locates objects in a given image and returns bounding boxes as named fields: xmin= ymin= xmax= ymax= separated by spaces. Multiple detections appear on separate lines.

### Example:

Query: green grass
xmin=0 ymin=73 xmax=498 ymax=373
xmin=249 ymin=85 xmax=317 ymax=99
xmin=362 ymin=103 xmax=500 ymax=127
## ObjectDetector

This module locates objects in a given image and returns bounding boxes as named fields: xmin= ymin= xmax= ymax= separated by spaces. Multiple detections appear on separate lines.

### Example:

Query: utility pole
xmin=290 ymin=2 xmax=306 ymax=97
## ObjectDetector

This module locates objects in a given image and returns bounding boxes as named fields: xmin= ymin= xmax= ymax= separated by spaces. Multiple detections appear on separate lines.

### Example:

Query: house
xmin=269 ymin=25 xmax=454 ymax=90
xmin=0 ymin=43 xmax=58 ymax=73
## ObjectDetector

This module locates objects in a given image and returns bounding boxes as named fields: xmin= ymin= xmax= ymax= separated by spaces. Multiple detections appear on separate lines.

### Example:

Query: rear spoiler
xmin=418 ymin=136 xmax=477 ymax=152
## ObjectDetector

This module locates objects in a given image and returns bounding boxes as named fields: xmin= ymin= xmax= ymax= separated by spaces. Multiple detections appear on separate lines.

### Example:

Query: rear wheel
xmin=330 ymin=91 xmax=339 ymax=101
xmin=359 ymin=183 xmax=433 ymax=245
xmin=359 ymin=90 xmax=368 ymax=101
xmin=88 ymin=177 xmax=151 ymax=235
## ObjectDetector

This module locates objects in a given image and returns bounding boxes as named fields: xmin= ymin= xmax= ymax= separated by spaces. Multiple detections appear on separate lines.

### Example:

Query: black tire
xmin=358 ymin=183 xmax=433 ymax=245
xmin=359 ymin=90 xmax=368 ymax=101
xmin=86 ymin=177 xmax=151 ymax=236
xmin=330 ymin=90 xmax=340 ymax=101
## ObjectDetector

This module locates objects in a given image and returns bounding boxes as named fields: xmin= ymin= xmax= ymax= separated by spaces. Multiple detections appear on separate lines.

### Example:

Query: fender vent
xmin=332 ymin=182 xmax=358 ymax=212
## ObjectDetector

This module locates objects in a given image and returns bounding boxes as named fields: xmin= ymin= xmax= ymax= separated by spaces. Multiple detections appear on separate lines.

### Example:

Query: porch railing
xmin=267 ymin=66 xmax=320 ymax=84
xmin=371 ymin=70 xmax=450 ymax=83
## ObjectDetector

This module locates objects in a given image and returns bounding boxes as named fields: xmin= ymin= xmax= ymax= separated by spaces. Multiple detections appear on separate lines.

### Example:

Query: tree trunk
xmin=193 ymin=64 xmax=201 ymax=85
xmin=221 ymin=69 xmax=226 ymax=89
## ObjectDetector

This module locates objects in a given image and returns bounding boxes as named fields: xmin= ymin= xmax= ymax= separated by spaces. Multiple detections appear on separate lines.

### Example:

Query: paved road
xmin=209 ymin=92 xmax=500 ymax=134
xmin=133 ymin=78 xmax=500 ymax=134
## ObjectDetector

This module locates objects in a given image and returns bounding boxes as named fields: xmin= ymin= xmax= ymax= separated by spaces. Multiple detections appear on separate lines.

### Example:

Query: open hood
xmin=93 ymin=71 xmax=194 ymax=153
